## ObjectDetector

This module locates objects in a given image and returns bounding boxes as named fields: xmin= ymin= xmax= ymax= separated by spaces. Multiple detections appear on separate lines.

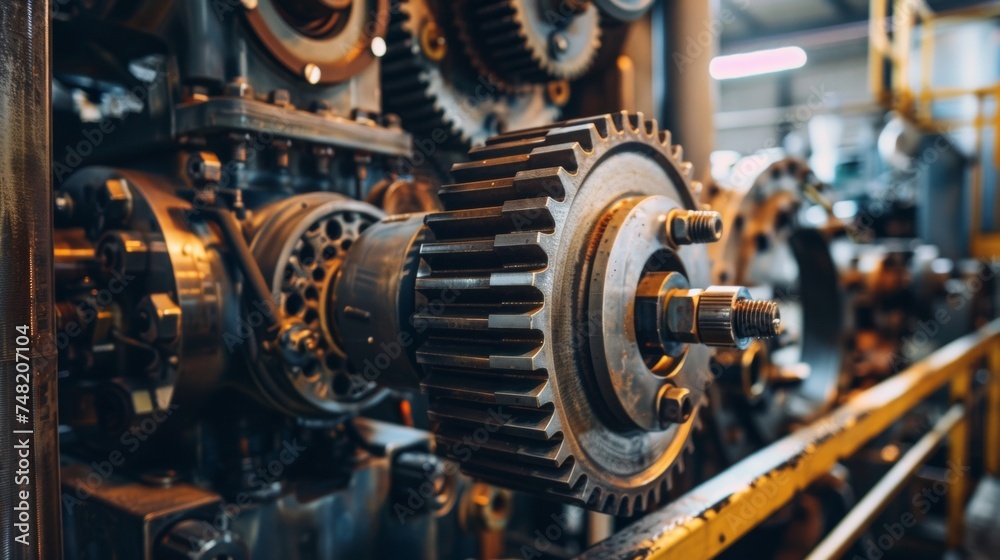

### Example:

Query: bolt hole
xmin=285 ymin=293 xmax=305 ymax=316
xmin=326 ymin=219 xmax=343 ymax=240
xmin=299 ymin=244 xmax=316 ymax=267
xmin=322 ymin=244 xmax=339 ymax=261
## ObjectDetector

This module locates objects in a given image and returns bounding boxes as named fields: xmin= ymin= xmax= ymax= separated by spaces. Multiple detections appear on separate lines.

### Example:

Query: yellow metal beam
xmin=579 ymin=319 xmax=1000 ymax=560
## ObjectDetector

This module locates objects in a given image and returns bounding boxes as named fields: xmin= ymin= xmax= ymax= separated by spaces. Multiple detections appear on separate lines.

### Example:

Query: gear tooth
xmin=682 ymin=161 xmax=695 ymax=181
xmin=436 ymin=425 xmax=569 ymax=467
xmin=618 ymin=496 xmax=631 ymax=517
xmin=672 ymin=144 xmax=685 ymax=163
xmin=461 ymin=0 xmax=601 ymax=84
xmin=417 ymin=112 xmax=701 ymax=516
xmin=629 ymin=112 xmax=645 ymax=133
xmin=659 ymin=129 xmax=672 ymax=147
xmin=422 ymin=370 xmax=553 ymax=407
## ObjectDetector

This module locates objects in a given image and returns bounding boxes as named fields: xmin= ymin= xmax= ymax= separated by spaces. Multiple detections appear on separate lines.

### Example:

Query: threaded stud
xmin=668 ymin=210 xmax=723 ymax=246
xmin=732 ymin=299 xmax=781 ymax=338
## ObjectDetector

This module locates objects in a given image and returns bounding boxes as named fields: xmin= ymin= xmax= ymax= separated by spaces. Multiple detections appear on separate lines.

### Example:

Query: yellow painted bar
xmin=579 ymin=319 xmax=1000 ymax=560
xmin=946 ymin=368 xmax=972 ymax=549
xmin=987 ymin=347 xmax=1000 ymax=476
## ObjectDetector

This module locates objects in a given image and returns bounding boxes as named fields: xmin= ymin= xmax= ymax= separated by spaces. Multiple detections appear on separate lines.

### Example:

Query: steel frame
xmin=578 ymin=318 xmax=1000 ymax=560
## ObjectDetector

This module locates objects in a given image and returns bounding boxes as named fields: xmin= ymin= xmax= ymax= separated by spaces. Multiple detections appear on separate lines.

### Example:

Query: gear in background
xmin=704 ymin=157 xmax=842 ymax=463
xmin=382 ymin=0 xmax=559 ymax=149
xmin=457 ymin=0 xmax=603 ymax=85
xmin=413 ymin=112 xmax=711 ymax=516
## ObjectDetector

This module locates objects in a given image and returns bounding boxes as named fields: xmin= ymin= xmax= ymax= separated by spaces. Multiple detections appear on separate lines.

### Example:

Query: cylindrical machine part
xmin=332 ymin=213 xmax=428 ymax=389
xmin=0 ymin=0 xmax=62 ymax=556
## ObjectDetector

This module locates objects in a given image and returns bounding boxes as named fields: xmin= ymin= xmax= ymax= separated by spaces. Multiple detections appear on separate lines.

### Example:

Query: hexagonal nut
xmin=670 ymin=214 xmax=694 ymax=245
xmin=186 ymin=151 xmax=222 ymax=185
xmin=97 ymin=230 xmax=149 ymax=276
xmin=95 ymin=178 xmax=133 ymax=228
xmin=223 ymin=78 xmax=255 ymax=99
xmin=658 ymin=386 xmax=693 ymax=426
xmin=663 ymin=292 xmax=698 ymax=343
xmin=269 ymin=89 xmax=292 ymax=108
xmin=137 ymin=293 xmax=181 ymax=343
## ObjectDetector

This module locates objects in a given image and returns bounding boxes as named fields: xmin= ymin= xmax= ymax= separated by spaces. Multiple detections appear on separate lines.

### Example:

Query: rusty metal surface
xmin=578 ymin=318 xmax=1000 ymax=560
xmin=0 ymin=0 xmax=61 ymax=557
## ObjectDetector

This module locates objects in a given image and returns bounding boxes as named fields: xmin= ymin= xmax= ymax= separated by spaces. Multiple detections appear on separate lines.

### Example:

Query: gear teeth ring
xmin=416 ymin=112 xmax=706 ymax=516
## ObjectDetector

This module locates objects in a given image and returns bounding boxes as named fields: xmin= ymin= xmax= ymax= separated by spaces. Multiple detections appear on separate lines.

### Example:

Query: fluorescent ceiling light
xmin=710 ymin=46 xmax=807 ymax=80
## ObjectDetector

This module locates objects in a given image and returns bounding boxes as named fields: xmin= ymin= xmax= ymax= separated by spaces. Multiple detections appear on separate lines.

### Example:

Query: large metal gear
xmin=382 ymin=0 xmax=559 ymax=148
xmin=704 ymin=157 xmax=843 ymax=461
xmin=409 ymin=112 xmax=772 ymax=515
xmin=243 ymin=0 xmax=389 ymax=83
xmin=457 ymin=0 xmax=603 ymax=85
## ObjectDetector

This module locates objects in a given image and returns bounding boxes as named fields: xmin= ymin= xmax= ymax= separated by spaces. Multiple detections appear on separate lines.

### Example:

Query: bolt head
xmin=550 ymin=32 xmax=570 ymax=56
xmin=137 ymin=293 xmax=181 ymax=343
xmin=658 ymin=387 xmax=693 ymax=427
xmin=664 ymin=293 xmax=698 ymax=343
xmin=186 ymin=151 xmax=222 ymax=185
xmin=95 ymin=179 xmax=133 ymax=228
xmin=269 ymin=89 xmax=292 ymax=107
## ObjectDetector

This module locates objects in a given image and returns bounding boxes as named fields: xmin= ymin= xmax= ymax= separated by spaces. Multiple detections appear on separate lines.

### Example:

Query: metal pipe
xmin=805 ymin=402 xmax=967 ymax=560
xmin=203 ymin=207 xmax=280 ymax=339
xmin=0 ymin=0 xmax=62 ymax=557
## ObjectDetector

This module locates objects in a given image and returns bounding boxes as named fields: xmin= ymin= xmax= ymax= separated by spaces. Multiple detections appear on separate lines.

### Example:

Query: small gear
xmin=457 ymin=0 xmax=602 ymax=85
xmin=414 ymin=112 xmax=713 ymax=515
xmin=382 ymin=0 xmax=559 ymax=148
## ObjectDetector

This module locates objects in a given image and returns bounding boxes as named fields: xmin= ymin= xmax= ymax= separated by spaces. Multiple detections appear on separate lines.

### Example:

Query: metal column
xmin=0 ymin=0 xmax=61 ymax=558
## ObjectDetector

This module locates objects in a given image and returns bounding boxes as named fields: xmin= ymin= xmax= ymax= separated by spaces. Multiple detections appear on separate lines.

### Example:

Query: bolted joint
xmin=279 ymin=322 xmax=320 ymax=365
xmin=657 ymin=286 xmax=781 ymax=350
xmin=136 ymin=293 xmax=181 ymax=344
xmin=667 ymin=209 xmax=723 ymax=246
xmin=696 ymin=287 xmax=780 ymax=349
xmin=657 ymin=386 xmax=693 ymax=427
xmin=97 ymin=230 xmax=149 ymax=277
xmin=392 ymin=451 xmax=458 ymax=516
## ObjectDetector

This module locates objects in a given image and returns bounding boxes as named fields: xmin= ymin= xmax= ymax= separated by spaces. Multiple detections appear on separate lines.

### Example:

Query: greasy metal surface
xmin=62 ymin=462 xmax=224 ymax=560
xmin=578 ymin=318 xmax=1000 ymax=560
xmin=175 ymin=98 xmax=412 ymax=157
xmin=0 ymin=0 xmax=61 ymax=557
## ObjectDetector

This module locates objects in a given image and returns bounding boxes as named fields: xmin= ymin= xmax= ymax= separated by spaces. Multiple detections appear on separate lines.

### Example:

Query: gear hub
xmin=332 ymin=112 xmax=780 ymax=515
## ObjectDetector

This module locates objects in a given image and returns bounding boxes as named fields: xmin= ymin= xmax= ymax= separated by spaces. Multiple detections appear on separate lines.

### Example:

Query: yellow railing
xmin=869 ymin=0 xmax=1000 ymax=258
xmin=579 ymin=318 xmax=1000 ymax=559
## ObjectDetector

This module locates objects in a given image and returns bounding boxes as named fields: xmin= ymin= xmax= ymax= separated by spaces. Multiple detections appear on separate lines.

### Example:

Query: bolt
xmin=303 ymin=63 xmax=322 ymax=85
xmin=54 ymin=191 xmax=74 ymax=224
xmin=667 ymin=209 xmax=723 ymax=246
xmin=269 ymin=89 xmax=292 ymax=107
xmin=186 ymin=151 xmax=222 ymax=186
xmin=732 ymin=299 xmax=781 ymax=339
xmin=94 ymin=178 xmax=133 ymax=229
xmin=550 ymin=31 xmax=570 ymax=57
xmin=656 ymin=285 xmax=781 ymax=350
xmin=658 ymin=386 xmax=693 ymax=427
xmin=223 ymin=77 xmax=255 ymax=99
